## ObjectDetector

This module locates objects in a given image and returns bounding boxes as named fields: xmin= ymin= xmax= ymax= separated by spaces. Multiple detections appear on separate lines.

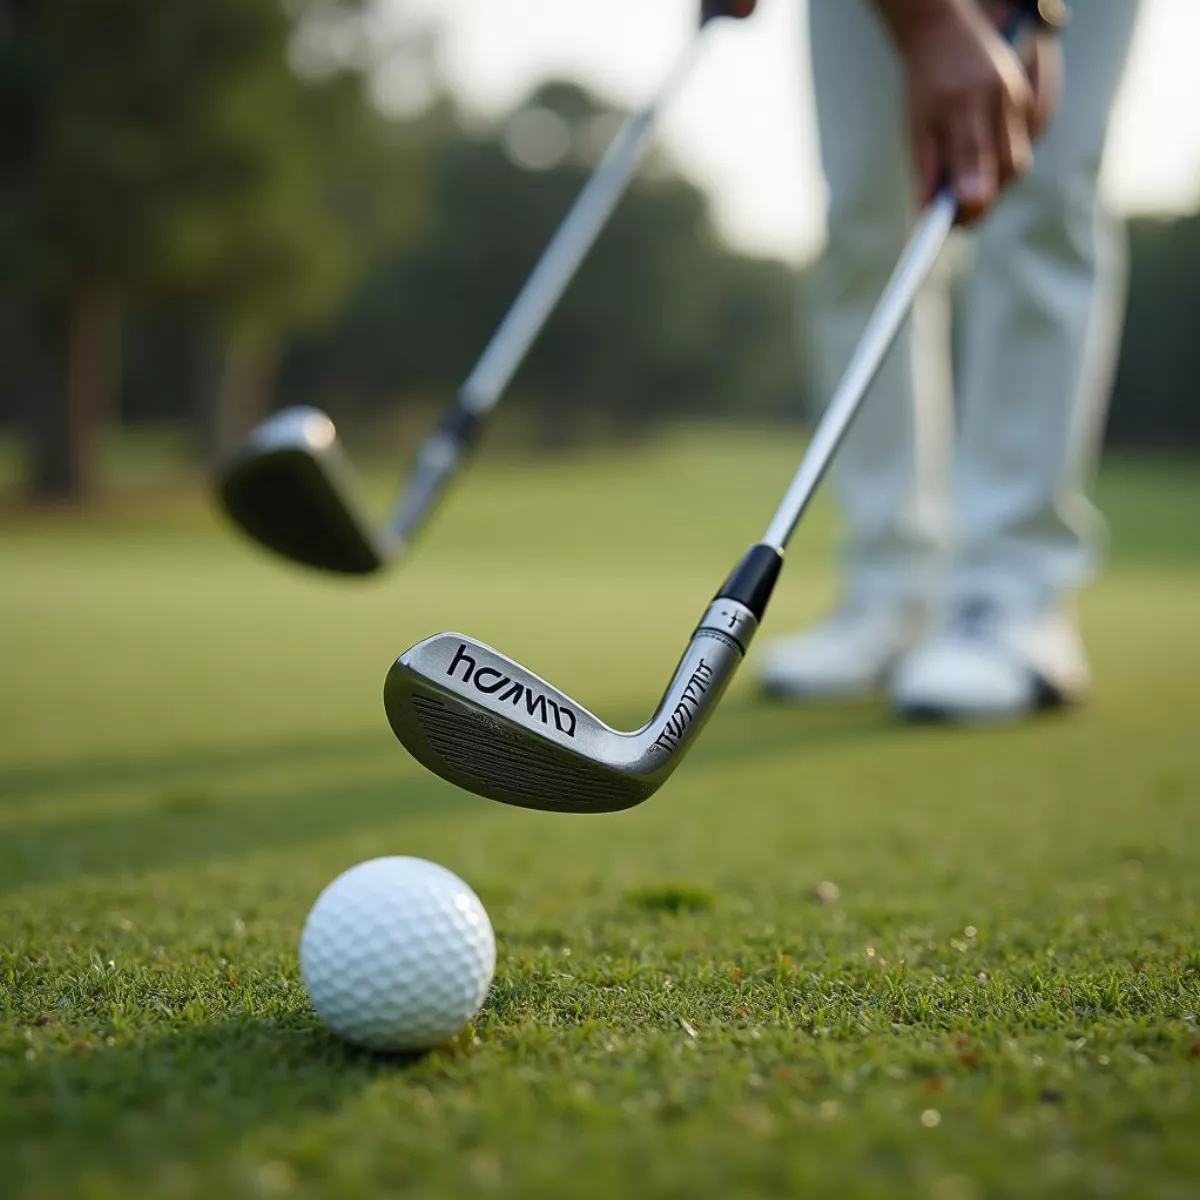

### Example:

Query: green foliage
xmin=1109 ymin=211 xmax=1200 ymax=448
xmin=0 ymin=0 xmax=423 ymax=329
xmin=0 ymin=0 xmax=431 ymax=497
xmin=3 ymin=1 xmax=282 ymax=292
xmin=1 ymin=433 xmax=1198 ymax=1196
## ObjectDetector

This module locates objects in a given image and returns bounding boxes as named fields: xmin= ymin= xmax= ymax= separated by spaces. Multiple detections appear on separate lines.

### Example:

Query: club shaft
xmin=458 ymin=30 xmax=709 ymax=415
xmin=761 ymin=190 xmax=956 ymax=553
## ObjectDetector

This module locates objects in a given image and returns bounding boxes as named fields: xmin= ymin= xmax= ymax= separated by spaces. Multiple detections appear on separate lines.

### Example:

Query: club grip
xmin=715 ymin=543 xmax=783 ymax=621
xmin=701 ymin=0 xmax=757 ymax=25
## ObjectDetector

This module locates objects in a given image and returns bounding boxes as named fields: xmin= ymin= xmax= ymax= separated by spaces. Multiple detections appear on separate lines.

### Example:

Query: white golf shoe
xmin=890 ymin=599 xmax=1090 ymax=722
xmin=758 ymin=605 xmax=922 ymax=701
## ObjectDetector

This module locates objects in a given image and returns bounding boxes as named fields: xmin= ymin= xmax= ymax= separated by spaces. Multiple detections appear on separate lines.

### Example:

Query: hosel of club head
xmin=384 ymin=401 xmax=483 ymax=551
xmin=620 ymin=542 xmax=784 ymax=785
xmin=623 ymin=598 xmax=758 ymax=784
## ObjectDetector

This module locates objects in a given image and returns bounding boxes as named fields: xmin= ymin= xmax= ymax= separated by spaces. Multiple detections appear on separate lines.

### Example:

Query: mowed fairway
xmin=2 ymin=430 xmax=1198 ymax=1198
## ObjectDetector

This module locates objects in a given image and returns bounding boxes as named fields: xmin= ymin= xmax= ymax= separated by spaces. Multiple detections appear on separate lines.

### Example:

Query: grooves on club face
xmin=218 ymin=407 xmax=388 ymax=576
xmin=383 ymin=601 xmax=757 ymax=814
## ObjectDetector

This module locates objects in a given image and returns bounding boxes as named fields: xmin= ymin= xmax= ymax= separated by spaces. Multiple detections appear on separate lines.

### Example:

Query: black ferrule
xmin=1006 ymin=0 xmax=1069 ymax=32
xmin=438 ymin=401 xmax=483 ymax=448
xmin=715 ymin=543 xmax=783 ymax=621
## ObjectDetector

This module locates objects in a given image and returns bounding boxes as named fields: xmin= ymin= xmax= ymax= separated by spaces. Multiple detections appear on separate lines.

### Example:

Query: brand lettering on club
xmin=446 ymin=644 xmax=578 ymax=738
xmin=650 ymin=659 xmax=714 ymax=753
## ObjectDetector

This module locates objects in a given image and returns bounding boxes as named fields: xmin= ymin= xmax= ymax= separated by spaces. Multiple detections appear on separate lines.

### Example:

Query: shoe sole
xmin=897 ymin=675 xmax=1082 ymax=724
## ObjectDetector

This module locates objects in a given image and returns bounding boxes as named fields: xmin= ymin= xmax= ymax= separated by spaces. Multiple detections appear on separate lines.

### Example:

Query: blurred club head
xmin=383 ymin=601 xmax=754 ymax=814
xmin=217 ymin=407 xmax=392 ymax=576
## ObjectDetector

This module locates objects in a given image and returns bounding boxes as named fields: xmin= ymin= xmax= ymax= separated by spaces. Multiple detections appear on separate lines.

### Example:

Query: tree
xmin=1107 ymin=212 xmax=1200 ymax=450
xmin=0 ymin=0 xmax=426 ymax=499
xmin=177 ymin=67 xmax=428 ymax=465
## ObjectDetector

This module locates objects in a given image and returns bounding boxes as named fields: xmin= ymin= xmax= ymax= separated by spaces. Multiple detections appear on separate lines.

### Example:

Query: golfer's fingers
xmin=1026 ymin=37 xmax=1062 ymax=139
xmin=995 ymin=87 xmax=1034 ymax=187
xmin=911 ymin=115 xmax=941 ymax=208
xmin=946 ymin=101 xmax=997 ymax=224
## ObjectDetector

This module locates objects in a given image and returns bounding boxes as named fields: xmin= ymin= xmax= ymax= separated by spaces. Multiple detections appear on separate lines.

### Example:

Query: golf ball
xmin=299 ymin=856 xmax=495 ymax=1052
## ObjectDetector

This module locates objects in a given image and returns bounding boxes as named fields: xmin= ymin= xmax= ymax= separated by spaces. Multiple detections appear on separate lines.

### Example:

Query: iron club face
xmin=383 ymin=600 xmax=759 ymax=813
xmin=218 ymin=407 xmax=390 ymax=576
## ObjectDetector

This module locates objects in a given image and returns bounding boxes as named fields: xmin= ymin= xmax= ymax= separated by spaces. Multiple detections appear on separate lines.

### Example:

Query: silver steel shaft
xmin=458 ymin=30 xmax=710 ymax=415
xmin=762 ymin=190 xmax=957 ymax=552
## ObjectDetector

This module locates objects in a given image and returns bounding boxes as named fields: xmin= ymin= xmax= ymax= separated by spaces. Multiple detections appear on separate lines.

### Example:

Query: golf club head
xmin=383 ymin=601 xmax=755 ymax=814
xmin=218 ymin=407 xmax=389 ymax=576
xmin=385 ymin=634 xmax=655 ymax=814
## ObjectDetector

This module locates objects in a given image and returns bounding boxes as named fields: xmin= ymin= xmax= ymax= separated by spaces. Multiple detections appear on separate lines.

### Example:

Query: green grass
xmin=2 ymin=429 xmax=1198 ymax=1199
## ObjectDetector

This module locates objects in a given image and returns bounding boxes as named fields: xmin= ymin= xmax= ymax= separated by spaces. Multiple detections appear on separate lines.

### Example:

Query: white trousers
xmin=806 ymin=0 xmax=1143 ymax=615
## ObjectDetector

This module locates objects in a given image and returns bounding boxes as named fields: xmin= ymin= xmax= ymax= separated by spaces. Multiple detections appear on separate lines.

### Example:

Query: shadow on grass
xmin=0 ymin=691 xmax=902 ymax=801
xmin=7 ymin=1015 xmax=445 ymax=1186
xmin=0 ymin=771 xmax=473 ymax=894
xmin=1 ymin=696 xmax=903 ymax=896
xmin=0 ymin=730 xmax=390 ymax=807
xmin=691 ymin=694 xmax=903 ymax=766
xmin=0 ymin=695 xmax=901 ymax=810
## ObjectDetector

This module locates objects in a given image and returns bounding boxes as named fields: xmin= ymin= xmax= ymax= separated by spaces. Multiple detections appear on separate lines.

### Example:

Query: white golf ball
xmin=299 ymin=856 xmax=495 ymax=1052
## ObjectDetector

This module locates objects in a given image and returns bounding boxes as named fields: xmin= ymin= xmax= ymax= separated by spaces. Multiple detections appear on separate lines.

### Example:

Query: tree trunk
xmin=194 ymin=330 xmax=280 ymax=467
xmin=27 ymin=285 xmax=121 ymax=503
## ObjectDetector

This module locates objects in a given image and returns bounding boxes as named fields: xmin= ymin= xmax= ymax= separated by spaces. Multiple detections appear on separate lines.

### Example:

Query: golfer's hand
xmin=875 ymin=0 xmax=1041 ymax=223
xmin=982 ymin=1 xmax=1064 ymax=141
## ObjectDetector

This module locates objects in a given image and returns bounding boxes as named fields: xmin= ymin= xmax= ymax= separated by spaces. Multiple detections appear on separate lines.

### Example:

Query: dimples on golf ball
xmin=299 ymin=857 xmax=495 ymax=1052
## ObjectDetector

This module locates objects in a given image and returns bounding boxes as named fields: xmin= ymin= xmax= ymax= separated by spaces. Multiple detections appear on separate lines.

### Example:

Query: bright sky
xmin=383 ymin=0 xmax=1200 ymax=263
